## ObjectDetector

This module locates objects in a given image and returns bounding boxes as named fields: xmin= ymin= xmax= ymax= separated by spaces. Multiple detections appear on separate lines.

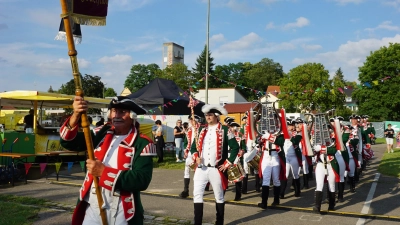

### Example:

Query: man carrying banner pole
xmin=58 ymin=0 xmax=109 ymax=224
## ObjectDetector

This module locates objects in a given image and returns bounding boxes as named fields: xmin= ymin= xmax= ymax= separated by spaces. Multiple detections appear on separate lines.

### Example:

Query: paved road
xmin=0 ymin=142 xmax=399 ymax=225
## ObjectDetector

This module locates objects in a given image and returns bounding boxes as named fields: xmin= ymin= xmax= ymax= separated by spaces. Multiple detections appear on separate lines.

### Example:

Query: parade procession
xmin=3 ymin=0 xmax=400 ymax=225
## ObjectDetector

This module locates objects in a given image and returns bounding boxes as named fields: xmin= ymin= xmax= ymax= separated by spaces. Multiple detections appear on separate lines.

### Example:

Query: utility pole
xmin=205 ymin=0 xmax=210 ymax=104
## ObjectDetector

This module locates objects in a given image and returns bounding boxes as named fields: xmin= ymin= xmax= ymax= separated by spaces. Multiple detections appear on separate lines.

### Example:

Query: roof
xmin=266 ymin=86 xmax=280 ymax=96
xmin=0 ymin=90 xmax=110 ymax=109
xmin=223 ymin=102 xmax=254 ymax=113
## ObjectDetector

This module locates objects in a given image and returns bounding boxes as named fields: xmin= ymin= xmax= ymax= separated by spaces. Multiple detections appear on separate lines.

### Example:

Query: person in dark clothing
xmin=384 ymin=124 xmax=395 ymax=153
xmin=153 ymin=120 xmax=165 ymax=163
xmin=24 ymin=109 xmax=34 ymax=133
xmin=95 ymin=117 xmax=105 ymax=127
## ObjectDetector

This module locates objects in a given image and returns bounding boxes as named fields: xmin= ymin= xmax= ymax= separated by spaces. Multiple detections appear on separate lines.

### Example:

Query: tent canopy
xmin=126 ymin=78 xmax=205 ymax=115
xmin=0 ymin=90 xmax=110 ymax=109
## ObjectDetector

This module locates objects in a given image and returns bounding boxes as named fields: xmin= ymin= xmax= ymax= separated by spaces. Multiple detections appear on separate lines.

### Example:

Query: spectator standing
xmin=396 ymin=131 xmax=400 ymax=148
xmin=24 ymin=109 xmax=34 ymax=133
xmin=174 ymin=119 xmax=184 ymax=162
xmin=96 ymin=117 xmax=105 ymax=127
xmin=153 ymin=120 xmax=165 ymax=163
xmin=384 ymin=124 xmax=395 ymax=153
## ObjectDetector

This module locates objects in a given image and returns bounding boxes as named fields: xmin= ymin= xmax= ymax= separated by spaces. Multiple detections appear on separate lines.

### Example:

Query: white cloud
xmin=332 ymin=0 xmax=365 ymax=5
xmin=291 ymin=34 xmax=400 ymax=81
xmin=283 ymin=17 xmax=310 ymax=30
xmin=382 ymin=0 xmax=400 ymax=10
xmin=225 ymin=0 xmax=257 ymax=13
xmin=218 ymin=32 xmax=263 ymax=52
xmin=365 ymin=21 xmax=400 ymax=32
xmin=266 ymin=22 xmax=275 ymax=30
xmin=301 ymin=44 xmax=322 ymax=51
xmin=210 ymin=33 xmax=226 ymax=43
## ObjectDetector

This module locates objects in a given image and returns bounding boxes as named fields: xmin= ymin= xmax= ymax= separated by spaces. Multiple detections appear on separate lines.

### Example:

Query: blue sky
xmin=1 ymin=0 xmax=400 ymax=95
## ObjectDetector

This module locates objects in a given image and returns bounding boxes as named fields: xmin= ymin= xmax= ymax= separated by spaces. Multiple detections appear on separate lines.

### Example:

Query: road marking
xmin=299 ymin=215 xmax=322 ymax=221
xmin=356 ymin=173 xmax=380 ymax=225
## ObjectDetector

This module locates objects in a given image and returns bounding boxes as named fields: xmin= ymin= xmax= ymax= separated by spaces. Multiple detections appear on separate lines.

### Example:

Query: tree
xmin=353 ymin=43 xmax=400 ymax=120
xmin=278 ymin=63 xmax=332 ymax=112
xmin=124 ymin=64 xmax=160 ymax=92
xmin=192 ymin=45 xmax=215 ymax=89
xmin=48 ymin=86 xmax=55 ymax=93
xmin=330 ymin=68 xmax=347 ymax=112
xmin=104 ymin=87 xmax=117 ymax=97
xmin=243 ymin=58 xmax=284 ymax=101
xmin=157 ymin=63 xmax=196 ymax=91
xmin=58 ymin=74 xmax=105 ymax=114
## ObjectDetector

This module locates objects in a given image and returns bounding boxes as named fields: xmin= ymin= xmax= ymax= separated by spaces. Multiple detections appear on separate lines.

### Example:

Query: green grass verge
xmin=0 ymin=194 xmax=46 ymax=225
xmin=152 ymin=151 xmax=186 ymax=170
xmin=377 ymin=137 xmax=400 ymax=177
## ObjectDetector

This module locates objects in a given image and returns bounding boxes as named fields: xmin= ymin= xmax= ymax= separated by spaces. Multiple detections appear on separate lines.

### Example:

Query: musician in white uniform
xmin=190 ymin=105 xmax=239 ymax=225
xmin=296 ymin=118 xmax=313 ymax=190
xmin=179 ymin=115 xmax=200 ymax=198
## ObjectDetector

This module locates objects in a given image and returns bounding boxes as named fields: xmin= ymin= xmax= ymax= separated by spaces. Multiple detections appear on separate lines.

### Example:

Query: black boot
xmin=294 ymin=178 xmax=301 ymax=197
xmin=302 ymin=173 xmax=309 ymax=189
xmin=205 ymin=182 xmax=210 ymax=191
xmin=290 ymin=178 xmax=295 ymax=192
xmin=250 ymin=167 xmax=255 ymax=176
xmin=194 ymin=203 xmax=203 ymax=225
xmin=354 ymin=168 xmax=360 ymax=182
xmin=271 ymin=186 xmax=280 ymax=206
xmin=242 ymin=174 xmax=248 ymax=194
xmin=323 ymin=185 xmax=329 ymax=204
xmin=280 ymin=180 xmax=287 ymax=199
xmin=215 ymin=203 xmax=225 ymax=225
xmin=337 ymin=182 xmax=344 ymax=202
xmin=234 ymin=181 xmax=242 ymax=201
xmin=258 ymin=186 xmax=269 ymax=209
xmin=179 ymin=178 xmax=190 ymax=198
xmin=308 ymin=164 xmax=314 ymax=180
xmin=255 ymin=175 xmax=261 ymax=192
xmin=328 ymin=191 xmax=336 ymax=210
xmin=313 ymin=191 xmax=323 ymax=213
xmin=349 ymin=176 xmax=356 ymax=193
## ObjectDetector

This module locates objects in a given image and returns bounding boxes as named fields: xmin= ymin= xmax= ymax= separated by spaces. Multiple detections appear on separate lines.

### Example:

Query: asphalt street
xmin=0 ymin=142 xmax=399 ymax=225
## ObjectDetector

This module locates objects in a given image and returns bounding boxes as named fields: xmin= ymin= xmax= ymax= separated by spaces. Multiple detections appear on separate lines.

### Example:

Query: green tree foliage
xmin=157 ymin=63 xmax=197 ymax=91
xmin=47 ymin=86 xmax=55 ymax=93
xmin=244 ymin=58 xmax=283 ymax=101
xmin=330 ymin=68 xmax=347 ymax=111
xmin=279 ymin=63 xmax=333 ymax=112
xmin=58 ymin=74 xmax=104 ymax=114
xmin=124 ymin=64 xmax=161 ymax=93
xmin=104 ymin=87 xmax=117 ymax=97
xmin=192 ymin=45 xmax=215 ymax=88
xmin=213 ymin=62 xmax=252 ymax=88
xmin=353 ymin=43 xmax=400 ymax=120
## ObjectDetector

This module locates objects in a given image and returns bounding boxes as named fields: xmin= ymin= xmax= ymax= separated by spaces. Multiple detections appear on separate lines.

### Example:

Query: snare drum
xmin=247 ymin=154 xmax=260 ymax=170
xmin=227 ymin=163 xmax=245 ymax=183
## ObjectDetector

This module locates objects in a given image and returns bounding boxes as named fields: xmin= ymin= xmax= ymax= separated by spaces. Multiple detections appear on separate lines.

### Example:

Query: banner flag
xmin=70 ymin=0 xmax=108 ymax=26
xmin=79 ymin=161 xmax=85 ymax=171
xmin=24 ymin=163 xmax=32 ymax=175
xmin=55 ymin=162 xmax=62 ymax=174
xmin=55 ymin=19 xmax=82 ymax=44
xmin=67 ymin=162 xmax=74 ymax=173
xmin=39 ymin=163 xmax=47 ymax=174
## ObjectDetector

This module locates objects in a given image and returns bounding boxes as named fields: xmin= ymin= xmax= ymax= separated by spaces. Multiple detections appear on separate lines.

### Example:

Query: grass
xmin=152 ymin=151 xmax=186 ymax=170
xmin=377 ymin=137 xmax=400 ymax=177
xmin=0 ymin=194 xmax=47 ymax=225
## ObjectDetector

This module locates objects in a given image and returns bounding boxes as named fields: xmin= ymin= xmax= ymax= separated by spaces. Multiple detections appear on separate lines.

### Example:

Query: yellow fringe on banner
xmin=55 ymin=162 xmax=62 ymax=173
xmin=71 ymin=14 xmax=106 ymax=26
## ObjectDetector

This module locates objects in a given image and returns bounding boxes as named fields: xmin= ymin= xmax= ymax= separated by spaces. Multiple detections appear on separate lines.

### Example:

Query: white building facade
xmin=195 ymin=88 xmax=248 ymax=105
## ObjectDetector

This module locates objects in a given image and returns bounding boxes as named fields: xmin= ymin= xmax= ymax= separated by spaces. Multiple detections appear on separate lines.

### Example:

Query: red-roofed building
xmin=266 ymin=86 xmax=280 ymax=97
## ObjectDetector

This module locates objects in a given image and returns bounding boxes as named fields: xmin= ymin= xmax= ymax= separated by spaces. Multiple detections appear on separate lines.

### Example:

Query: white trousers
xmin=82 ymin=202 xmax=127 ymax=225
xmin=344 ymin=157 xmax=356 ymax=177
xmin=335 ymin=152 xmax=346 ymax=182
xmin=184 ymin=152 xmax=192 ymax=178
xmin=315 ymin=162 xmax=336 ymax=192
xmin=285 ymin=152 xmax=300 ymax=179
xmin=298 ymin=154 xmax=309 ymax=176
xmin=193 ymin=167 xmax=224 ymax=203
xmin=260 ymin=151 xmax=280 ymax=186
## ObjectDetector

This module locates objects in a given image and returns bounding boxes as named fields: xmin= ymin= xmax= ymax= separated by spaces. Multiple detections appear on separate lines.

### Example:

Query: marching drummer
xmin=190 ymin=104 xmax=239 ymax=225
xmin=227 ymin=121 xmax=246 ymax=201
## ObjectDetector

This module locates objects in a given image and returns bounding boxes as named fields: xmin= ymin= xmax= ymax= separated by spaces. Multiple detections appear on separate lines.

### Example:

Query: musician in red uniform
xmin=190 ymin=105 xmax=239 ymax=225
xmin=179 ymin=115 xmax=200 ymax=198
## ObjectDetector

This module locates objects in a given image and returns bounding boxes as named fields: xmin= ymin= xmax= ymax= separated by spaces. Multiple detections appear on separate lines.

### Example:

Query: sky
xmin=1 ymin=0 xmax=400 ymax=95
